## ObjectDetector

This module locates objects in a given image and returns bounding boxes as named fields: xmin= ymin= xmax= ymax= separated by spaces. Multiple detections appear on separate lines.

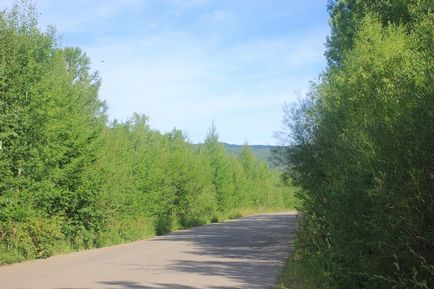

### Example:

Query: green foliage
xmin=0 ymin=213 xmax=63 ymax=263
xmin=276 ymin=1 xmax=433 ymax=288
xmin=0 ymin=3 xmax=295 ymax=264
xmin=202 ymin=124 xmax=235 ymax=212
xmin=325 ymin=0 xmax=432 ymax=67
xmin=223 ymin=143 xmax=275 ymax=167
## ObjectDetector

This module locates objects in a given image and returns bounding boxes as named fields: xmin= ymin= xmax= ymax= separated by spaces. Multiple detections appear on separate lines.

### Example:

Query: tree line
xmin=0 ymin=4 xmax=293 ymax=264
xmin=274 ymin=0 xmax=433 ymax=288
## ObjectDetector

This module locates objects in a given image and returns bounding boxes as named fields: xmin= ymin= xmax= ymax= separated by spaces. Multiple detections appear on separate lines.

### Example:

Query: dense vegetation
xmin=275 ymin=0 xmax=433 ymax=288
xmin=0 ymin=4 xmax=293 ymax=264
xmin=223 ymin=143 xmax=274 ymax=167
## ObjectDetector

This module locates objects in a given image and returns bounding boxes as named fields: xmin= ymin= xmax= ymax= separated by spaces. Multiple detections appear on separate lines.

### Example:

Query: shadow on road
xmin=151 ymin=213 xmax=297 ymax=288
xmin=155 ymin=214 xmax=296 ymax=258
xmin=99 ymin=281 xmax=235 ymax=289
xmin=58 ymin=213 xmax=297 ymax=289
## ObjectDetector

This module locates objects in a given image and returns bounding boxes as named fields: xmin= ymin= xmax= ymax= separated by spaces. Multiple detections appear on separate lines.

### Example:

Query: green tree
xmin=0 ymin=1 xmax=293 ymax=265
xmin=202 ymin=124 xmax=235 ymax=213
xmin=325 ymin=0 xmax=432 ymax=67
xmin=276 ymin=1 xmax=433 ymax=288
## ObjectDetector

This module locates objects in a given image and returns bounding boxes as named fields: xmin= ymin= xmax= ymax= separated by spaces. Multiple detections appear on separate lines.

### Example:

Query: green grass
xmin=0 ymin=206 xmax=294 ymax=266
xmin=275 ymin=254 xmax=307 ymax=289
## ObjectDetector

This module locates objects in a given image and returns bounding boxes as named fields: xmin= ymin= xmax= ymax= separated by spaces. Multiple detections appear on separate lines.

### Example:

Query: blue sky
xmin=2 ymin=0 xmax=330 ymax=144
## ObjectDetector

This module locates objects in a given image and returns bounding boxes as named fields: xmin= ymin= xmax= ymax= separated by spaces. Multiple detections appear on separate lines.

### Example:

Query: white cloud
xmin=80 ymin=24 xmax=327 ymax=144
xmin=1 ymin=0 xmax=330 ymax=144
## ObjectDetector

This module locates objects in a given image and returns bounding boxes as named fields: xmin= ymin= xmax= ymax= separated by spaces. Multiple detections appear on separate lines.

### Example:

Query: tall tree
xmin=276 ymin=1 xmax=433 ymax=288
xmin=202 ymin=124 xmax=235 ymax=212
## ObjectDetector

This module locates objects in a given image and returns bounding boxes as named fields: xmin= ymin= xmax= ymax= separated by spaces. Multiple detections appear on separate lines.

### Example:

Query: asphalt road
xmin=0 ymin=212 xmax=296 ymax=289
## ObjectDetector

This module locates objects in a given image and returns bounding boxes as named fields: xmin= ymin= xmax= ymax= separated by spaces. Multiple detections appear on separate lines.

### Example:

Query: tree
xmin=0 ymin=1 xmax=293 ymax=264
xmin=202 ymin=124 xmax=235 ymax=212
xmin=275 ymin=1 xmax=433 ymax=288
xmin=325 ymin=0 xmax=432 ymax=67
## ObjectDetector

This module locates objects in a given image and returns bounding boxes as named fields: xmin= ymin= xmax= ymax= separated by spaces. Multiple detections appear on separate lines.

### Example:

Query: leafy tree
xmin=202 ymin=124 xmax=236 ymax=212
xmin=276 ymin=1 xmax=433 ymax=288
xmin=0 ymin=2 xmax=293 ymax=264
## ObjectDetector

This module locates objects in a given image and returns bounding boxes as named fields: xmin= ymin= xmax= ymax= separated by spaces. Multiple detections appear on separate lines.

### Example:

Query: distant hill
xmin=222 ymin=143 xmax=275 ymax=167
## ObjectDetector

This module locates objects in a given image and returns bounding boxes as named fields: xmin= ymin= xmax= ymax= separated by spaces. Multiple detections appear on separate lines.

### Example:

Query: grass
xmin=275 ymin=254 xmax=303 ymax=289
xmin=0 ymin=206 xmax=294 ymax=266
xmin=275 ymin=251 xmax=322 ymax=289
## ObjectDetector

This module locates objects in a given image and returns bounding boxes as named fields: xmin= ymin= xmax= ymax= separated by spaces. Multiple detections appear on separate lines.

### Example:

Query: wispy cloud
xmin=1 ymin=0 xmax=330 ymax=144
xmin=83 ymin=23 xmax=327 ymax=143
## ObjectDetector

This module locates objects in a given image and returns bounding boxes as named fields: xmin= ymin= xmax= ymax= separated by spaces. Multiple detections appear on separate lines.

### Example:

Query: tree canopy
xmin=275 ymin=0 xmax=433 ymax=288
xmin=0 ymin=3 xmax=294 ymax=264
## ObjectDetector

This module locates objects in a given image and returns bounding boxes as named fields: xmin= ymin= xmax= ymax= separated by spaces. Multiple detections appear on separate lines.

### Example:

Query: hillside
xmin=223 ymin=143 xmax=274 ymax=167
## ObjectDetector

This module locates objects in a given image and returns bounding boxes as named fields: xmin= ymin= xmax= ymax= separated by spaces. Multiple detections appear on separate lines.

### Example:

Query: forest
xmin=0 ymin=4 xmax=293 ymax=264
xmin=275 ymin=0 xmax=433 ymax=289
xmin=2 ymin=1 xmax=433 ymax=288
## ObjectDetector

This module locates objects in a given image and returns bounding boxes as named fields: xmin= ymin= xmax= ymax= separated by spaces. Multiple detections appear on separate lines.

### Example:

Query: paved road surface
xmin=0 ymin=212 xmax=296 ymax=289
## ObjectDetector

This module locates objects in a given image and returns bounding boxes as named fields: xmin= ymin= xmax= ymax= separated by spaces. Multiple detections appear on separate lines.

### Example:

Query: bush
xmin=275 ymin=2 xmax=434 ymax=288
xmin=0 ymin=216 xmax=63 ymax=263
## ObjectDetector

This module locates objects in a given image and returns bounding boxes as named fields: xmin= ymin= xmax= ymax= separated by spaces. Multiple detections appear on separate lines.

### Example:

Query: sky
xmin=1 ymin=0 xmax=330 ymax=145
